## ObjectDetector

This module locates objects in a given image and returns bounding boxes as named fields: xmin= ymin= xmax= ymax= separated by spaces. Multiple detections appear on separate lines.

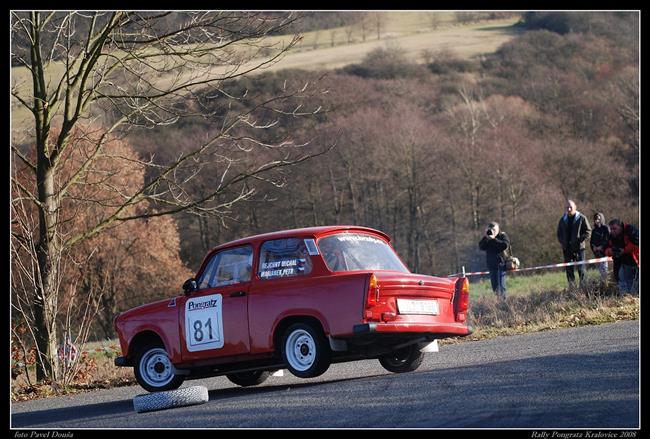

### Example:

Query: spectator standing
xmin=478 ymin=222 xmax=510 ymax=300
xmin=557 ymin=199 xmax=592 ymax=288
xmin=604 ymin=219 xmax=639 ymax=295
xmin=590 ymin=212 xmax=610 ymax=283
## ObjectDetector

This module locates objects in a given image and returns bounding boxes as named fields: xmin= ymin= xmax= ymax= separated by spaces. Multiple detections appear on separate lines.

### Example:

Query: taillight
xmin=367 ymin=273 xmax=379 ymax=308
xmin=454 ymin=277 xmax=469 ymax=321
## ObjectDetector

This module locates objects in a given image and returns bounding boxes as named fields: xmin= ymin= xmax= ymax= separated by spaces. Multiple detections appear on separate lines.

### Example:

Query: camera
xmin=486 ymin=228 xmax=494 ymax=236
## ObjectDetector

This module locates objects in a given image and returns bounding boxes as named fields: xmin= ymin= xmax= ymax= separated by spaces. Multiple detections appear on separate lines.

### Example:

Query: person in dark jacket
xmin=557 ymin=199 xmax=592 ymax=288
xmin=604 ymin=219 xmax=639 ymax=295
xmin=590 ymin=212 xmax=610 ymax=283
xmin=479 ymin=222 xmax=510 ymax=300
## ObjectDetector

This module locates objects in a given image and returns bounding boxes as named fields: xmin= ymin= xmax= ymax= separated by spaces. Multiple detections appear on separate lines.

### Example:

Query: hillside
xmin=10 ymin=15 xmax=519 ymax=144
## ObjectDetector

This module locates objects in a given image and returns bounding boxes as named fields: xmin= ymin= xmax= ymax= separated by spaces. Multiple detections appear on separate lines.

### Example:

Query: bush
xmin=427 ymin=49 xmax=478 ymax=75
xmin=341 ymin=47 xmax=428 ymax=80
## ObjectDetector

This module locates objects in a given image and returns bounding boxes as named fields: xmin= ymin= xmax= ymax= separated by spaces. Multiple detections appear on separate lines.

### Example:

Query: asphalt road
xmin=11 ymin=320 xmax=639 ymax=429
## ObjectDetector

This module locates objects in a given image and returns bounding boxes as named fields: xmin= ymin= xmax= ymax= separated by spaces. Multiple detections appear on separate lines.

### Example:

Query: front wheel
xmin=226 ymin=370 xmax=271 ymax=387
xmin=281 ymin=322 xmax=331 ymax=378
xmin=133 ymin=343 xmax=185 ymax=392
xmin=378 ymin=344 xmax=424 ymax=373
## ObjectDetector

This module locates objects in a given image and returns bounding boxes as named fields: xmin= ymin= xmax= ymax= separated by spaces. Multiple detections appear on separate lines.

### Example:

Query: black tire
xmin=133 ymin=385 xmax=208 ymax=413
xmin=378 ymin=344 xmax=424 ymax=373
xmin=226 ymin=370 xmax=271 ymax=387
xmin=133 ymin=342 xmax=185 ymax=392
xmin=281 ymin=322 xmax=331 ymax=378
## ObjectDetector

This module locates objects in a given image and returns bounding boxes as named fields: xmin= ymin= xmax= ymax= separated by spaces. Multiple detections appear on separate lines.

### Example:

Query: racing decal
xmin=334 ymin=234 xmax=385 ymax=245
xmin=168 ymin=298 xmax=176 ymax=308
xmin=185 ymin=294 xmax=224 ymax=352
xmin=259 ymin=258 xmax=306 ymax=279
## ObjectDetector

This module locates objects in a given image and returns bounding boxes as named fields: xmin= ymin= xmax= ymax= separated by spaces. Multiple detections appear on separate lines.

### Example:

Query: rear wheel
xmin=281 ymin=322 xmax=331 ymax=378
xmin=378 ymin=344 xmax=424 ymax=373
xmin=133 ymin=342 xmax=185 ymax=392
xmin=226 ymin=370 xmax=271 ymax=387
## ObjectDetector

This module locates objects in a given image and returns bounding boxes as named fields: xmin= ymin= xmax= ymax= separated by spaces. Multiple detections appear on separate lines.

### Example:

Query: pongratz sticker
xmin=185 ymin=294 xmax=224 ymax=352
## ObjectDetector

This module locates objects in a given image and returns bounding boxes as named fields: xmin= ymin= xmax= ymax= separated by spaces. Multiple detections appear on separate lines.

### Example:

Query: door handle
xmin=230 ymin=291 xmax=247 ymax=297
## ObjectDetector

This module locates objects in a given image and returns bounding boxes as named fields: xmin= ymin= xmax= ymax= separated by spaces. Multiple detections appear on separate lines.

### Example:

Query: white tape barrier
xmin=448 ymin=256 xmax=613 ymax=277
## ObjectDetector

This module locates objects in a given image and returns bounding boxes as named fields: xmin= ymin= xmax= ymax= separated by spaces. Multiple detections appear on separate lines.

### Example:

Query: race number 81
xmin=185 ymin=294 xmax=225 ymax=352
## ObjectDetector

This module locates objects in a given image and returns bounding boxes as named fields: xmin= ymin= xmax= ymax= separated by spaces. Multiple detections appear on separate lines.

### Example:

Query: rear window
xmin=317 ymin=233 xmax=409 ymax=273
xmin=258 ymin=238 xmax=313 ymax=280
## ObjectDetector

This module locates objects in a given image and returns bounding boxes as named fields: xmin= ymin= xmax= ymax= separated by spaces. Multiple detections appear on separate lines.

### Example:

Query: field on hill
xmin=10 ymin=14 xmax=520 ymax=143
xmin=264 ymin=18 xmax=520 ymax=72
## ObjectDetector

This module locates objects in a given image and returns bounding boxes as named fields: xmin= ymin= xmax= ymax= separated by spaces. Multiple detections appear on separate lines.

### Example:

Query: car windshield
xmin=317 ymin=233 xmax=409 ymax=273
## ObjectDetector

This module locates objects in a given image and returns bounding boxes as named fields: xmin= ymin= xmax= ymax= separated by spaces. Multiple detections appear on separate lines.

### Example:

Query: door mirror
xmin=183 ymin=278 xmax=197 ymax=295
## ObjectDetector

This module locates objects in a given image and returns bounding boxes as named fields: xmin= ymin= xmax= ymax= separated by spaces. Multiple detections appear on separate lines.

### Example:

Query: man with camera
xmin=556 ymin=199 xmax=592 ymax=288
xmin=478 ymin=222 xmax=510 ymax=300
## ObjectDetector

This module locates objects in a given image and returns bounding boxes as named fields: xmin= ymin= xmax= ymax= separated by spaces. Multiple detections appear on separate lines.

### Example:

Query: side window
xmin=258 ymin=238 xmax=313 ymax=280
xmin=197 ymin=246 xmax=253 ymax=289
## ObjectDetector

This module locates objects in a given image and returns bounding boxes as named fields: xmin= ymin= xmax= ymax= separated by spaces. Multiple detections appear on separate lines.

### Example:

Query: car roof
xmin=209 ymin=225 xmax=391 ymax=252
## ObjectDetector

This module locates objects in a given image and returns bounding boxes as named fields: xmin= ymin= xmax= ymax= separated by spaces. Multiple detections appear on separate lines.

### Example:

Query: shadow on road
xmin=11 ymin=374 xmax=385 ymax=428
xmin=206 ymin=374 xmax=386 ymax=401
xmin=12 ymin=399 xmax=134 ymax=428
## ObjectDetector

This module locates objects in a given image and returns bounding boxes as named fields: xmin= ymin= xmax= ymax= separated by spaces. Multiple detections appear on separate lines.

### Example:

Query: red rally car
xmin=114 ymin=226 xmax=472 ymax=392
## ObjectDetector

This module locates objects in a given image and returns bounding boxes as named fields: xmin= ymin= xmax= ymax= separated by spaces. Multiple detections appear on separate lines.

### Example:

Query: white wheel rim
xmin=139 ymin=347 xmax=174 ymax=388
xmin=285 ymin=329 xmax=316 ymax=372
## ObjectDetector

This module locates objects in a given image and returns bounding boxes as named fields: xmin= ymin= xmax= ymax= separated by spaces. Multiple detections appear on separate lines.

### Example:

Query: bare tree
xmin=344 ymin=26 xmax=354 ymax=44
xmin=427 ymin=12 xmax=441 ymax=30
xmin=359 ymin=16 xmax=369 ymax=42
xmin=329 ymin=28 xmax=337 ymax=47
xmin=445 ymin=85 xmax=487 ymax=231
xmin=455 ymin=12 xmax=477 ymax=25
xmin=312 ymin=30 xmax=321 ymax=49
xmin=10 ymin=11 xmax=327 ymax=383
xmin=374 ymin=13 xmax=386 ymax=40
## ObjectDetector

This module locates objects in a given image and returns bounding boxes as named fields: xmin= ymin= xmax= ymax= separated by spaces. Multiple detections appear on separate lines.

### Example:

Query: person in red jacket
xmin=604 ymin=219 xmax=639 ymax=294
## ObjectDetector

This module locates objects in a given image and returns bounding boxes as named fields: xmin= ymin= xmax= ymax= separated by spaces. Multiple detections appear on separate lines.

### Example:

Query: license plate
xmin=397 ymin=299 xmax=439 ymax=315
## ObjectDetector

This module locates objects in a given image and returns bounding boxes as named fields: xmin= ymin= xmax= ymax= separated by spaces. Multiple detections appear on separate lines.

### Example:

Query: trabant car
xmin=114 ymin=226 xmax=472 ymax=392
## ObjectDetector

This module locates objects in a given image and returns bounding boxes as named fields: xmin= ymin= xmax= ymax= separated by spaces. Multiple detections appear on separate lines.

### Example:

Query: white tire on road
xmin=133 ymin=385 xmax=209 ymax=413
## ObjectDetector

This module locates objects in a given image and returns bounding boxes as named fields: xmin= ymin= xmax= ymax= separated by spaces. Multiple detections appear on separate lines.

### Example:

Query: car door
xmin=179 ymin=245 xmax=253 ymax=362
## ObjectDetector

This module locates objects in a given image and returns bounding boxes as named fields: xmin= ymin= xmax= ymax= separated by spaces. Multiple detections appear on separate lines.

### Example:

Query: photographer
xmin=478 ymin=222 xmax=510 ymax=300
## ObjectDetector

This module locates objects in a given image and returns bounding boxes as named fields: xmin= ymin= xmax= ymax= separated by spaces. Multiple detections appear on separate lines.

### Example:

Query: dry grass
xmin=444 ymin=281 xmax=639 ymax=344
xmin=11 ymin=341 xmax=134 ymax=402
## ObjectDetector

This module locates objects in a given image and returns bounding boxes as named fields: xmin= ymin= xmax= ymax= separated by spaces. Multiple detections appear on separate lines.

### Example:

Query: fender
xmin=123 ymin=322 xmax=181 ymax=363
xmin=269 ymin=308 xmax=331 ymax=349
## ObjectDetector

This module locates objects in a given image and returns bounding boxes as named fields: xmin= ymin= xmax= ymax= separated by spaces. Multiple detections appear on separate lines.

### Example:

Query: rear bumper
xmin=353 ymin=322 xmax=473 ymax=337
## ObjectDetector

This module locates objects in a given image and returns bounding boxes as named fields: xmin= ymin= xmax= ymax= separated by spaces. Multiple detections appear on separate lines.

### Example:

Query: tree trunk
xmin=497 ymin=168 xmax=505 ymax=226
xmin=34 ymin=164 xmax=60 ymax=381
xmin=447 ymin=183 xmax=461 ymax=274
xmin=345 ymin=162 xmax=359 ymax=224
xmin=288 ymin=191 xmax=299 ymax=229
xmin=329 ymin=168 xmax=342 ymax=224
xmin=309 ymin=181 xmax=320 ymax=226
xmin=198 ymin=215 xmax=211 ymax=253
